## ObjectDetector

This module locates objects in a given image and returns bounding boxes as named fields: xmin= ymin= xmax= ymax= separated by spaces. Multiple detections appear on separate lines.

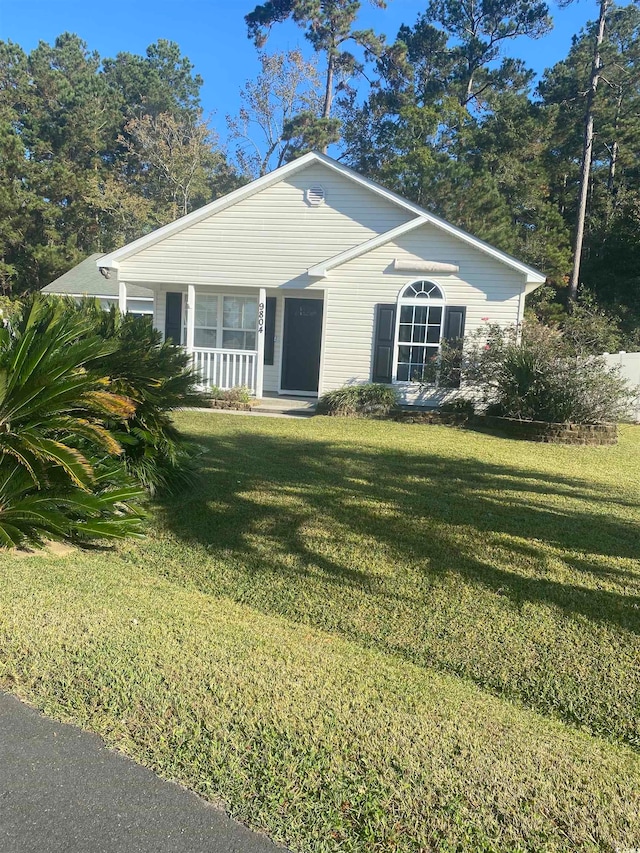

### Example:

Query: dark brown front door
xmin=281 ymin=298 xmax=323 ymax=393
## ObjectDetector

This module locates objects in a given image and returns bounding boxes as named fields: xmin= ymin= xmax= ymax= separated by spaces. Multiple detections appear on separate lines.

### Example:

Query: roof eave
xmin=96 ymin=149 xmax=548 ymax=284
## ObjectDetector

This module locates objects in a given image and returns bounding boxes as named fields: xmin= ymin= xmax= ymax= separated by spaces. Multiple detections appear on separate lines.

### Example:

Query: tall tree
xmin=18 ymin=34 xmax=122 ymax=286
xmin=567 ymin=0 xmax=611 ymax=302
xmin=245 ymin=0 xmax=386 ymax=152
xmin=102 ymin=39 xmax=203 ymax=120
xmin=0 ymin=34 xmax=237 ymax=294
xmin=227 ymin=50 xmax=322 ymax=177
xmin=342 ymin=4 xmax=565 ymax=276
xmin=539 ymin=3 xmax=640 ymax=322
xmin=425 ymin=0 xmax=551 ymax=109
xmin=343 ymin=0 xmax=552 ymax=181
xmin=122 ymin=110 xmax=238 ymax=220
xmin=0 ymin=41 xmax=37 ymax=293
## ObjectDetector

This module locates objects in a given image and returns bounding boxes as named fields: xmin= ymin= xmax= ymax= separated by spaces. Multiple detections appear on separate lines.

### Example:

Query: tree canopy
xmin=2 ymin=1 xmax=640 ymax=345
xmin=0 ymin=35 xmax=239 ymax=295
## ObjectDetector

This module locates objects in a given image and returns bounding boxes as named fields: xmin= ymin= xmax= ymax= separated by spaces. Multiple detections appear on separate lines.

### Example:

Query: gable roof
xmin=97 ymin=152 xmax=546 ymax=284
xmin=42 ymin=254 xmax=153 ymax=299
xmin=308 ymin=218 xmax=429 ymax=278
xmin=308 ymin=215 xmax=546 ymax=283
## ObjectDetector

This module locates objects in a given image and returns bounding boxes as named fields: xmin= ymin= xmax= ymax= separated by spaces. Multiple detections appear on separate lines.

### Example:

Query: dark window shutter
xmin=264 ymin=296 xmax=276 ymax=365
xmin=372 ymin=304 xmax=396 ymax=383
xmin=165 ymin=292 xmax=183 ymax=344
xmin=443 ymin=306 xmax=466 ymax=342
xmin=442 ymin=306 xmax=466 ymax=388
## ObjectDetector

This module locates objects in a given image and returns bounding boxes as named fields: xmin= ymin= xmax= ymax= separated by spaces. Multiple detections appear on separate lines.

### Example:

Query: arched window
xmin=396 ymin=280 xmax=445 ymax=382
xmin=401 ymin=281 xmax=444 ymax=300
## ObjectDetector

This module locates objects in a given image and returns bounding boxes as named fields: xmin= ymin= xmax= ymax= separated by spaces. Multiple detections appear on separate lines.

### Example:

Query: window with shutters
xmin=194 ymin=294 xmax=218 ymax=348
xmin=395 ymin=281 xmax=445 ymax=382
xmin=189 ymin=293 xmax=258 ymax=351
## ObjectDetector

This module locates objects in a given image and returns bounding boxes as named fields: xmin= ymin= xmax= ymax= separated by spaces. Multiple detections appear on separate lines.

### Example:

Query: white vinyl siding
xmin=314 ymin=223 xmax=527 ymax=402
xmin=117 ymin=164 xmax=412 ymax=287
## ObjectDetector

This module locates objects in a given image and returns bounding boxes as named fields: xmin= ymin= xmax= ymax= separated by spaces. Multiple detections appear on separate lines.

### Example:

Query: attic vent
xmin=306 ymin=185 xmax=325 ymax=206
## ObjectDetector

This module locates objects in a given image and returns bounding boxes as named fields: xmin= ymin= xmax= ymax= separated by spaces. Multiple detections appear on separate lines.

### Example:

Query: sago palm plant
xmin=0 ymin=297 xmax=144 ymax=548
xmin=77 ymin=302 xmax=203 ymax=495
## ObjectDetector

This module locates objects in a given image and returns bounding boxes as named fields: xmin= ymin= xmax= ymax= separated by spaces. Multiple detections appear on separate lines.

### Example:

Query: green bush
xmin=317 ymin=383 xmax=398 ymax=417
xmin=438 ymin=397 xmax=476 ymax=416
xmin=0 ymin=293 xmax=208 ymax=547
xmin=206 ymin=385 xmax=252 ymax=404
xmin=0 ymin=296 xmax=144 ymax=548
xmin=463 ymin=321 xmax=635 ymax=424
xmin=75 ymin=301 xmax=205 ymax=496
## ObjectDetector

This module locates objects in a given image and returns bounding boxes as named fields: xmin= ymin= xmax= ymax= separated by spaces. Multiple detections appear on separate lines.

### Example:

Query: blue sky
xmin=1 ymin=0 xmax=609 ymax=142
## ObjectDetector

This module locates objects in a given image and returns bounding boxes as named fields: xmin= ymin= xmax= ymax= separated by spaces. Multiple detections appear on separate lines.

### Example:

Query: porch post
xmin=118 ymin=280 xmax=127 ymax=314
xmin=186 ymin=284 xmax=195 ymax=354
xmin=255 ymin=288 xmax=266 ymax=398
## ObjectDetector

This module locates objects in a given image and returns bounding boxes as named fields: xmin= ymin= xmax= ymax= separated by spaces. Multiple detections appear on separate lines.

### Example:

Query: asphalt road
xmin=0 ymin=691 xmax=286 ymax=853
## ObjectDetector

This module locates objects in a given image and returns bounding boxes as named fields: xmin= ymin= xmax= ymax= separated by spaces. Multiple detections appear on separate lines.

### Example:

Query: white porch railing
xmin=190 ymin=348 xmax=258 ymax=394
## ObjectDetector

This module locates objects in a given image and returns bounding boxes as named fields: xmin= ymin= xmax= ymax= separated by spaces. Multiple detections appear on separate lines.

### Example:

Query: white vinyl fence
xmin=603 ymin=351 xmax=640 ymax=421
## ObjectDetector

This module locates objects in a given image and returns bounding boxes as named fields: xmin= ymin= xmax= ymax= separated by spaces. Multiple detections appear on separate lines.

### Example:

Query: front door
xmin=281 ymin=298 xmax=323 ymax=393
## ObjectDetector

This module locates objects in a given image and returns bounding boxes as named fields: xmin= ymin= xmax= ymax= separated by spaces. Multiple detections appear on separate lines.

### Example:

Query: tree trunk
xmin=568 ymin=0 xmax=610 ymax=304
xmin=321 ymin=52 xmax=335 ymax=153
xmin=464 ymin=70 xmax=475 ymax=105
xmin=323 ymin=48 xmax=336 ymax=119
xmin=607 ymin=88 xmax=622 ymax=195
xmin=607 ymin=140 xmax=619 ymax=193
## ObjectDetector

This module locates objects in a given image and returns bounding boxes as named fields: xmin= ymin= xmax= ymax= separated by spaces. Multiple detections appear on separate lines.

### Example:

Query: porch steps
xmin=252 ymin=395 xmax=317 ymax=416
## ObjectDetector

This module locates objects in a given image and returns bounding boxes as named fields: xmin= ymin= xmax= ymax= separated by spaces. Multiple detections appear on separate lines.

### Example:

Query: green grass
xmin=1 ymin=413 xmax=639 ymax=851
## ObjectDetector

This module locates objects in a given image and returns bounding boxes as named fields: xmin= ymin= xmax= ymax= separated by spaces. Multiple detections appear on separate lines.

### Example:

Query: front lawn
xmin=1 ymin=413 xmax=639 ymax=851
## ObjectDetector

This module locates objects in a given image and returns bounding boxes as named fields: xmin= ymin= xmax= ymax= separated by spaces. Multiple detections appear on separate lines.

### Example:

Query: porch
xmin=118 ymin=281 xmax=324 ymax=398
xmin=183 ymin=283 xmax=266 ymax=395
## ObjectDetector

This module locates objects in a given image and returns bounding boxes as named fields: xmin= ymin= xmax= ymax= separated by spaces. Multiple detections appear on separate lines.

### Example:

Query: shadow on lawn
xmin=156 ymin=429 xmax=640 ymax=640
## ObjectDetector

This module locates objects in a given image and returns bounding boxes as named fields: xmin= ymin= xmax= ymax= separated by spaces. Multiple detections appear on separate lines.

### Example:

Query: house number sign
xmin=257 ymin=301 xmax=265 ymax=334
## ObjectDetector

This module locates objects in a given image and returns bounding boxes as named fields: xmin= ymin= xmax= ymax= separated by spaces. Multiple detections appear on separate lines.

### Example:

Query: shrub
xmin=527 ymin=285 xmax=631 ymax=355
xmin=206 ymin=385 xmax=253 ymax=405
xmin=463 ymin=321 xmax=634 ymax=424
xmin=438 ymin=397 xmax=476 ymax=417
xmin=0 ymin=296 xmax=144 ymax=548
xmin=317 ymin=383 xmax=398 ymax=417
xmin=561 ymin=289 xmax=624 ymax=356
xmin=75 ymin=302 xmax=205 ymax=496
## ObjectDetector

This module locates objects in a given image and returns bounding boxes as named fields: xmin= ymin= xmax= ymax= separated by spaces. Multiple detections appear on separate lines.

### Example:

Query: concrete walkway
xmin=185 ymin=406 xmax=309 ymax=419
xmin=0 ymin=691 xmax=285 ymax=853
xmin=183 ymin=394 xmax=317 ymax=420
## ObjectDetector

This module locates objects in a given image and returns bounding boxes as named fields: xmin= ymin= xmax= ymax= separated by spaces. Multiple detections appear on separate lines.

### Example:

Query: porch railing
xmin=191 ymin=348 xmax=258 ymax=395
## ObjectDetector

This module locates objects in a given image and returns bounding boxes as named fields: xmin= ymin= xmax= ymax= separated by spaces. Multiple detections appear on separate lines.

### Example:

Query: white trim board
xmin=45 ymin=291 xmax=154 ymax=302
xmin=97 ymin=151 xmax=546 ymax=285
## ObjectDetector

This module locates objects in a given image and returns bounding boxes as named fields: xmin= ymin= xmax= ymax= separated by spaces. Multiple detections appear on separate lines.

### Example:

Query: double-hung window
xmin=190 ymin=293 xmax=258 ymax=351
xmin=222 ymin=297 xmax=257 ymax=350
xmin=194 ymin=294 xmax=218 ymax=348
xmin=396 ymin=281 xmax=445 ymax=382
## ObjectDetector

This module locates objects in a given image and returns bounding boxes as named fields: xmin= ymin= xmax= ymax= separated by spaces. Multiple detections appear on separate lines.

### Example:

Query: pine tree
xmin=245 ymin=0 xmax=386 ymax=152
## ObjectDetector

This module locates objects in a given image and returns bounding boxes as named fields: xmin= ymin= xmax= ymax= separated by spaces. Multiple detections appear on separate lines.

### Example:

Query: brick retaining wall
xmin=475 ymin=416 xmax=618 ymax=445
xmin=393 ymin=410 xmax=618 ymax=444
